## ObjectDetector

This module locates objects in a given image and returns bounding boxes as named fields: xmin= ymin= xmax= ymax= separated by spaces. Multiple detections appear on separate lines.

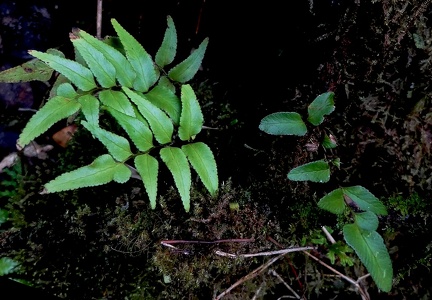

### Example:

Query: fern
xmin=0 ymin=16 xmax=219 ymax=212
xmin=259 ymin=92 xmax=393 ymax=293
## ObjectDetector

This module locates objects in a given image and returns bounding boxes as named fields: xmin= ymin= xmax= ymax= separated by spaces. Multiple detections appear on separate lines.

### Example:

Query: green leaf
xmin=122 ymin=87 xmax=173 ymax=144
xmin=0 ymin=48 xmax=63 ymax=83
xmin=56 ymin=82 xmax=78 ymax=98
xmin=134 ymin=154 xmax=159 ymax=209
xmin=75 ymin=28 xmax=136 ymax=87
xmin=78 ymin=94 xmax=99 ymax=125
xmin=182 ymin=142 xmax=218 ymax=196
xmin=322 ymin=134 xmax=337 ymax=149
xmin=82 ymin=121 xmax=133 ymax=162
xmin=327 ymin=242 xmax=354 ymax=266
xmin=98 ymin=90 xmax=135 ymax=117
xmin=0 ymin=257 xmax=19 ymax=276
xmin=179 ymin=84 xmax=204 ymax=140
xmin=343 ymin=224 xmax=393 ymax=292
xmin=0 ymin=59 xmax=53 ymax=83
xmin=70 ymin=33 xmax=117 ymax=88
xmin=158 ymin=75 xmax=176 ymax=93
xmin=28 ymin=50 xmax=97 ymax=91
xmin=318 ymin=188 xmax=345 ymax=214
xmin=18 ymin=95 xmax=81 ymax=147
xmin=155 ymin=15 xmax=177 ymax=68
xmin=168 ymin=38 xmax=208 ymax=83
xmin=145 ymin=85 xmax=181 ymax=125
xmin=111 ymin=19 xmax=159 ymax=92
xmin=307 ymin=92 xmax=335 ymax=126
xmin=0 ymin=209 xmax=9 ymax=225
xmin=288 ymin=160 xmax=330 ymax=182
xmin=342 ymin=186 xmax=388 ymax=215
xmin=160 ymin=147 xmax=191 ymax=212
xmin=106 ymin=107 xmax=154 ymax=152
xmin=354 ymin=211 xmax=379 ymax=231
xmin=259 ymin=112 xmax=307 ymax=136
xmin=50 ymin=74 xmax=70 ymax=98
xmin=42 ymin=154 xmax=131 ymax=193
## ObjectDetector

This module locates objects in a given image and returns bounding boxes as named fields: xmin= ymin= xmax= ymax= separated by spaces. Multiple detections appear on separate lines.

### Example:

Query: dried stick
xmin=214 ymin=253 xmax=285 ymax=300
xmin=161 ymin=238 xmax=254 ymax=246
xmin=322 ymin=226 xmax=336 ymax=244
xmin=96 ymin=0 xmax=103 ymax=39
xmin=267 ymin=236 xmax=304 ymax=292
xmin=269 ymin=269 xmax=301 ymax=299
xmin=302 ymin=250 xmax=370 ymax=300
xmin=215 ymin=246 xmax=314 ymax=258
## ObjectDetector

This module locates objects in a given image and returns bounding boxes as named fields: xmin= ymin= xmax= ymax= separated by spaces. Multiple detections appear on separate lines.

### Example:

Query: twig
xmin=161 ymin=238 xmax=254 ymax=246
xmin=214 ymin=253 xmax=285 ymax=300
xmin=202 ymin=125 xmax=220 ymax=130
xmin=322 ymin=226 xmax=336 ymax=244
xmin=303 ymin=251 xmax=370 ymax=300
xmin=96 ymin=0 xmax=103 ymax=39
xmin=251 ymin=281 xmax=266 ymax=300
xmin=18 ymin=108 xmax=38 ymax=113
xmin=269 ymin=269 xmax=301 ymax=299
xmin=266 ymin=236 xmax=305 ymax=294
xmin=215 ymin=246 xmax=314 ymax=258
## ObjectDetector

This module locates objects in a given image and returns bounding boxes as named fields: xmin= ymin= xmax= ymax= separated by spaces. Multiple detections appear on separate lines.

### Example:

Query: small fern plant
xmin=0 ymin=16 xmax=218 ymax=212
xmin=259 ymin=92 xmax=393 ymax=292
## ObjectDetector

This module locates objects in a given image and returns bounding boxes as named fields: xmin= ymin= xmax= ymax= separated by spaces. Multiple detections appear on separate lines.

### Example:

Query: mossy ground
xmin=1 ymin=1 xmax=432 ymax=299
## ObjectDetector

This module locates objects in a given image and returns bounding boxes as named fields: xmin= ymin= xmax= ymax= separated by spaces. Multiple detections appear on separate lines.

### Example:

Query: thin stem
xmin=269 ymin=269 xmax=301 ymax=299
xmin=96 ymin=0 xmax=103 ymax=39
xmin=215 ymin=246 xmax=314 ymax=258
xmin=214 ymin=253 xmax=285 ymax=300
xmin=303 ymin=251 xmax=370 ymax=300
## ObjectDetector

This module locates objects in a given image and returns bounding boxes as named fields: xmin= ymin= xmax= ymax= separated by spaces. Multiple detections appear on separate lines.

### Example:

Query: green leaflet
xmin=259 ymin=112 xmax=307 ymax=136
xmin=342 ymin=186 xmax=388 ymax=216
xmin=182 ymin=142 xmax=218 ymax=196
xmin=158 ymin=75 xmax=176 ymax=93
xmin=0 ymin=58 xmax=53 ymax=83
xmin=168 ymin=38 xmax=208 ymax=83
xmin=327 ymin=242 xmax=354 ymax=266
xmin=134 ymin=154 xmax=159 ymax=209
xmin=50 ymin=74 xmax=70 ymax=98
xmin=354 ymin=211 xmax=379 ymax=232
xmin=122 ymin=87 xmax=173 ymax=144
xmin=178 ymin=84 xmax=204 ymax=140
xmin=343 ymin=224 xmax=393 ymax=292
xmin=160 ymin=147 xmax=191 ymax=212
xmin=78 ymin=94 xmax=99 ymax=125
xmin=307 ymin=92 xmax=335 ymax=126
xmin=318 ymin=186 xmax=386 ymax=217
xmin=145 ymin=85 xmax=181 ymax=125
xmin=75 ymin=28 xmax=136 ymax=88
xmin=71 ymin=33 xmax=117 ymax=88
xmin=28 ymin=50 xmax=97 ymax=91
xmin=322 ymin=133 xmax=337 ymax=149
xmin=0 ymin=48 xmax=63 ymax=83
xmin=56 ymin=82 xmax=78 ymax=98
xmin=318 ymin=188 xmax=345 ymax=214
xmin=132 ymin=105 xmax=150 ymax=127
xmin=287 ymin=160 xmax=330 ymax=183
xmin=42 ymin=154 xmax=131 ymax=193
xmin=18 ymin=95 xmax=81 ymax=147
xmin=111 ymin=19 xmax=159 ymax=92
xmin=98 ymin=90 xmax=135 ymax=117
xmin=0 ymin=209 xmax=9 ymax=225
xmin=106 ymin=107 xmax=154 ymax=152
xmin=155 ymin=15 xmax=177 ymax=68
xmin=0 ymin=257 xmax=19 ymax=276
xmin=82 ymin=121 xmax=133 ymax=162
